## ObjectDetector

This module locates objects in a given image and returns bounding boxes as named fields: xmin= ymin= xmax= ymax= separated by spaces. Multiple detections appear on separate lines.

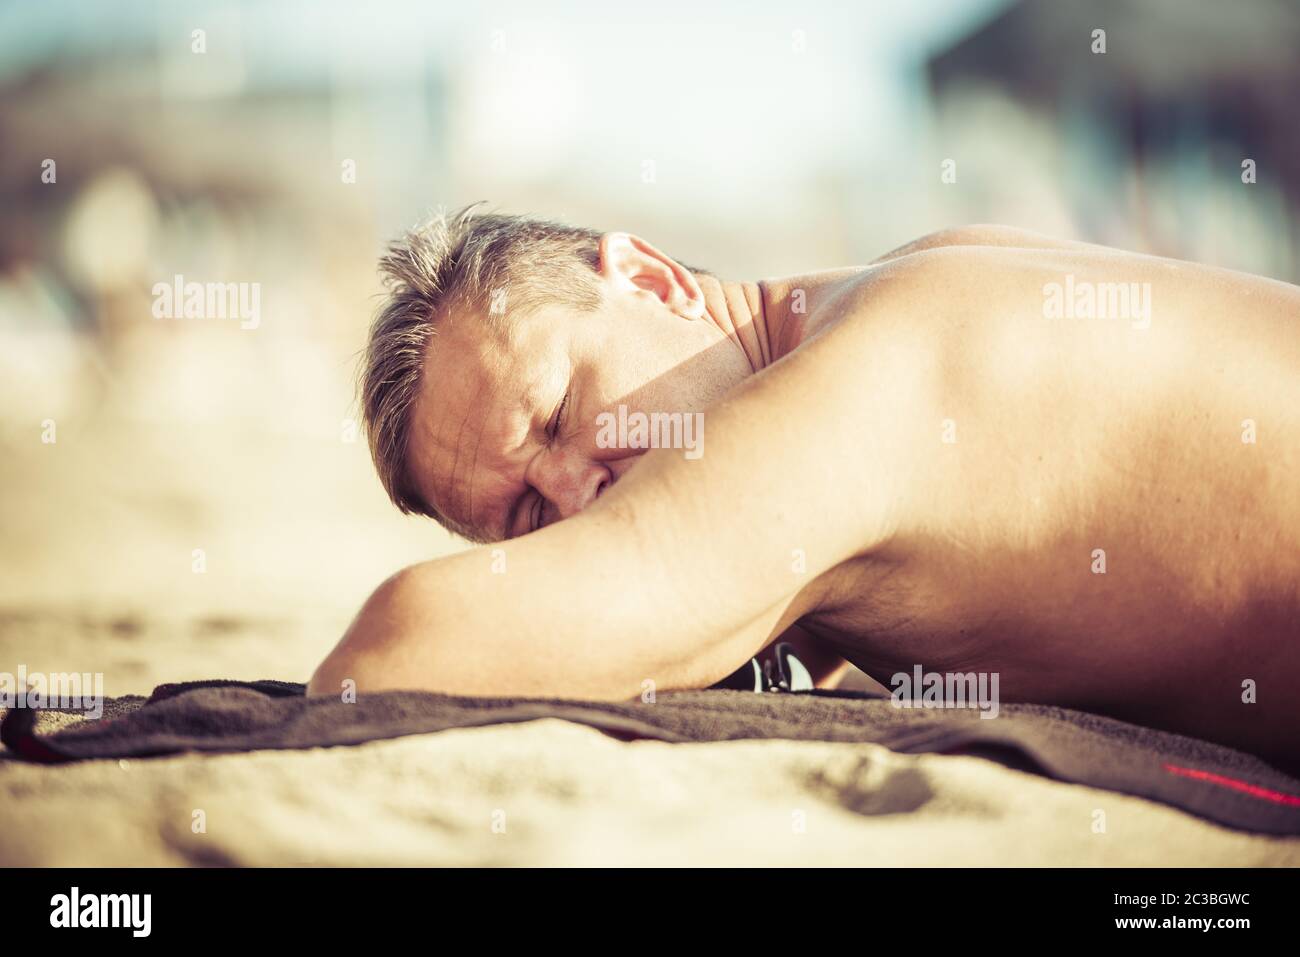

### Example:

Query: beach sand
xmin=6 ymin=711 xmax=1299 ymax=866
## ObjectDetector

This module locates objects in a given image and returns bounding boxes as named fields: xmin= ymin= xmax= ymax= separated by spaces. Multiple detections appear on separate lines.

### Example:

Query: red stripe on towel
xmin=1163 ymin=763 xmax=1300 ymax=807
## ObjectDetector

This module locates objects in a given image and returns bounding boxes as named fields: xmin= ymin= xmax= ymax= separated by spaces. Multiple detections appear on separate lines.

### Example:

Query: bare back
xmin=799 ymin=245 xmax=1300 ymax=765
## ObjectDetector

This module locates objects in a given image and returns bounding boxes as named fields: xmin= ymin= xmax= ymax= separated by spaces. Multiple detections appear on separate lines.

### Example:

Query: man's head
xmin=361 ymin=204 xmax=752 ymax=543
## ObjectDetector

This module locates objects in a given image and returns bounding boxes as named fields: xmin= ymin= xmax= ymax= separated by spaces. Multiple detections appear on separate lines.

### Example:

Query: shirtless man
xmin=308 ymin=208 xmax=1300 ymax=769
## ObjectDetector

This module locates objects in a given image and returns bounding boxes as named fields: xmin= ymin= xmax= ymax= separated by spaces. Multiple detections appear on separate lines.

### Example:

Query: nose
xmin=530 ymin=448 xmax=610 ymax=521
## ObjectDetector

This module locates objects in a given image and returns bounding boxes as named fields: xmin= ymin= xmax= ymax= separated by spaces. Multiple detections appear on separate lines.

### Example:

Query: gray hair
xmin=361 ymin=203 xmax=615 ymax=541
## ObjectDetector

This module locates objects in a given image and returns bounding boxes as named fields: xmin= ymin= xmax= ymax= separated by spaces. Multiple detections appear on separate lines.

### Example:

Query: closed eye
xmin=549 ymin=388 xmax=571 ymax=440
xmin=521 ymin=387 xmax=571 ymax=534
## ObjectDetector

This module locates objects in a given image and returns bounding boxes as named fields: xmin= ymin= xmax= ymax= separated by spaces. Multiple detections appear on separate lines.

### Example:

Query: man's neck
xmin=696 ymin=270 xmax=865 ymax=373
xmin=694 ymin=275 xmax=771 ymax=373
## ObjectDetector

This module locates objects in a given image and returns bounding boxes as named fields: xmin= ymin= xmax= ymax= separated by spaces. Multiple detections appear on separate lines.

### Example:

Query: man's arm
xmin=308 ymin=286 xmax=924 ymax=700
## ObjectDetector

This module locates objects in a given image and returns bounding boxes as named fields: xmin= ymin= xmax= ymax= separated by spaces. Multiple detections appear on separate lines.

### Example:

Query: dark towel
xmin=3 ymin=680 xmax=1299 ymax=835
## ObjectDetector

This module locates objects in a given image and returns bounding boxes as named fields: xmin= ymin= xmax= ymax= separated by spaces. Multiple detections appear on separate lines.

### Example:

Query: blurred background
xmin=1 ymin=0 xmax=1296 ymax=693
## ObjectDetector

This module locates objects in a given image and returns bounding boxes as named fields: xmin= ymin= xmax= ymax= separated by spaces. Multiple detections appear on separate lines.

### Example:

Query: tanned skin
xmin=309 ymin=225 xmax=1300 ymax=769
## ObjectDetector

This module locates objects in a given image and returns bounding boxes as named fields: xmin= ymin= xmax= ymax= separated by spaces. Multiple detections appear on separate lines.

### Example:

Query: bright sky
xmin=446 ymin=0 xmax=1006 ymax=194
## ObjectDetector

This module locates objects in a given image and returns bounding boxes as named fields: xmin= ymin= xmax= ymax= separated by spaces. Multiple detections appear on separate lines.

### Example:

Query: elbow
xmin=305 ymin=629 xmax=386 ymax=698
xmin=305 ymin=566 xmax=429 ymax=697
xmin=305 ymin=653 xmax=354 ymax=698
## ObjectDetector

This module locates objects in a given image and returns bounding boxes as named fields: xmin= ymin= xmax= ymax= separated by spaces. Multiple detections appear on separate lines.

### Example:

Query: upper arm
xmin=310 ymin=303 xmax=922 ymax=700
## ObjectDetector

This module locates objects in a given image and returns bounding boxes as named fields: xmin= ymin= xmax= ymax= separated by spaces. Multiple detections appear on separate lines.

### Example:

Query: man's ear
xmin=598 ymin=232 xmax=706 ymax=320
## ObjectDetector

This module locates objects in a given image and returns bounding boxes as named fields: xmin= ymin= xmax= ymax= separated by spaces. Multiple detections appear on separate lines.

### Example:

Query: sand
xmin=5 ymin=713 xmax=1299 ymax=866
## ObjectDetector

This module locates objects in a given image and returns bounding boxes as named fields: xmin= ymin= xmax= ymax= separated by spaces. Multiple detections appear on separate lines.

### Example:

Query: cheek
xmin=607 ymin=328 xmax=717 ymax=412
xmin=585 ymin=330 xmax=667 ymax=408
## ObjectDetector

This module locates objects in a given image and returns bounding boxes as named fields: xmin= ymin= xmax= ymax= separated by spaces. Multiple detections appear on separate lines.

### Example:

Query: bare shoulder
xmin=869 ymin=224 xmax=1109 ymax=265
xmin=831 ymin=241 xmax=1299 ymax=340
xmin=838 ymin=240 xmax=1300 ymax=548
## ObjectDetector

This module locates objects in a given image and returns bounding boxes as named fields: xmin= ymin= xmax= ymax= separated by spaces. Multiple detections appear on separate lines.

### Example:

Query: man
xmin=309 ymin=205 xmax=1300 ymax=769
